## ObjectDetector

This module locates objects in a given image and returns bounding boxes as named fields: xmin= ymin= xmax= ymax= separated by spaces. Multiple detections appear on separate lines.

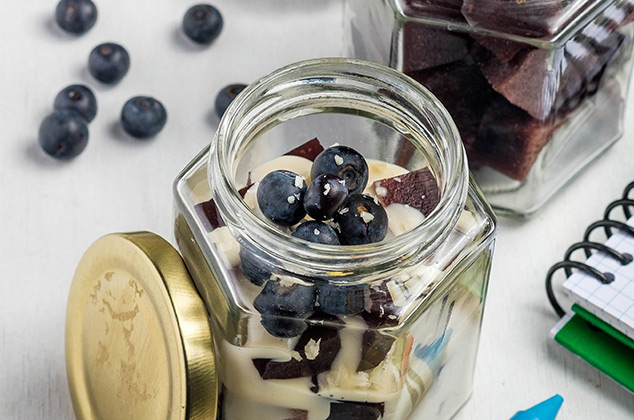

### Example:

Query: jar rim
xmin=209 ymin=57 xmax=468 ymax=277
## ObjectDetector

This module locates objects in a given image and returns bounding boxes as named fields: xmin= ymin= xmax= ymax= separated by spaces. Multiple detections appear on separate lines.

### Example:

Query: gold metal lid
xmin=66 ymin=232 xmax=217 ymax=420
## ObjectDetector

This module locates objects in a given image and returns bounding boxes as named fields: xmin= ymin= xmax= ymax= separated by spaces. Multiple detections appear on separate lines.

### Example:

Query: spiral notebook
xmin=547 ymin=182 xmax=634 ymax=393
xmin=562 ymin=216 xmax=634 ymax=340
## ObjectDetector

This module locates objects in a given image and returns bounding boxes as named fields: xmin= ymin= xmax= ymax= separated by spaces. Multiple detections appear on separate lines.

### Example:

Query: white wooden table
xmin=2 ymin=1 xmax=634 ymax=419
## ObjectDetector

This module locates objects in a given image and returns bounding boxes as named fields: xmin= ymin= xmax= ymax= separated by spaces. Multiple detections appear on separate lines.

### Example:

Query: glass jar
xmin=174 ymin=58 xmax=496 ymax=419
xmin=344 ymin=0 xmax=634 ymax=216
xmin=66 ymin=58 xmax=497 ymax=420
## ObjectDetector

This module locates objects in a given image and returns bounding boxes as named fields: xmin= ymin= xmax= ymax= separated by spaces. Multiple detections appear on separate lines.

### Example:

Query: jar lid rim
xmin=66 ymin=232 xmax=218 ymax=420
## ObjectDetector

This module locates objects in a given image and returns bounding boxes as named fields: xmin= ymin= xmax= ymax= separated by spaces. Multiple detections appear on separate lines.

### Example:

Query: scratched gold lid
xmin=65 ymin=232 xmax=217 ymax=420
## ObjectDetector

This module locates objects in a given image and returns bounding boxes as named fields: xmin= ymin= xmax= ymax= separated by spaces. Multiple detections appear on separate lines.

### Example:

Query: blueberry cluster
xmin=43 ymin=1 xmax=228 ymax=159
xmin=248 ymin=271 xmax=374 ymax=338
xmin=241 ymin=145 xmax=395 ymax=338
xmin=257 ymin=145 xmax=389 ymax=246
xmin=39 ymin=85 xmax=96 ymax=159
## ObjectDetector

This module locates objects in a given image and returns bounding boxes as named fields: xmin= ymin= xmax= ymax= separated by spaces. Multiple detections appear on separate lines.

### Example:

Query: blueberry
xmin=239 ymin=245 xmax=273 ymax=286
xmin=332 ymin=194 xmax=388 ymax=245
xmin=38 ymin=110 xmax=89 ymax=160
xmin=311 ymin=146 xmax=369 ymax=195
xmin=292 ymin=221 xmax=341 ymax=245
xmin=215 ymin=83 xmax=247 ymax=119
xmin=317 ymin=282 xmax=368 ymax=316
xmin=53 ymin=84 xmax=97 ymax=123
xmin=182 ymin=4 xmax=223 ymax=45
xmin=254 ymin=280 xmax=316 ymax=338
xmin=303 ymin=174 xmax=349 ymax=220
xmin=257 ymin=170 xmax=307 ymax=226
xmin=55 ymin=0 xmax=97 ymax=35
xmin=88 ymin=42 xmax=130 ymax=84
xmin=120 ymin=96 xmax=167 ymax=139
xmin=259 ymin=316 xmax=309 ymax=339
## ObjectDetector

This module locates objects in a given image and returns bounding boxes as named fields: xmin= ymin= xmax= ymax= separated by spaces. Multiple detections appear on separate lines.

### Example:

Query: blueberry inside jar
xmin=174 ymin=58 xmax=497 ymax=420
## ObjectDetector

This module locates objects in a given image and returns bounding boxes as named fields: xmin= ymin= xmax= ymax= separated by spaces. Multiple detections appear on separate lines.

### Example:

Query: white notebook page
xmin=563 ymin=216 xmax=634 ymax=340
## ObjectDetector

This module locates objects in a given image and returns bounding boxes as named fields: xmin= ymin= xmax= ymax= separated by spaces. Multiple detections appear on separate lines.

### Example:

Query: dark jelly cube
xmin=402 ymin=22 xmax=471 ymax=73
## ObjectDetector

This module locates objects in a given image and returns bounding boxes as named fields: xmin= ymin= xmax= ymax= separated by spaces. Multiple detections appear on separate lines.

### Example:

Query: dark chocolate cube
xmin=372 ymin=167 xmax=440 ymax=217
xmin=285 ymin=137 xmax=325 ymax=161
xmin=361 ymin=282 xmax=399 ymax=328
xmin=357 ymin=330 xmax=396 ymax=372
xmin=326 ymin=401 xmax=384 ymax=420
xmin=251 ymin=314 xmax=342 ymax=380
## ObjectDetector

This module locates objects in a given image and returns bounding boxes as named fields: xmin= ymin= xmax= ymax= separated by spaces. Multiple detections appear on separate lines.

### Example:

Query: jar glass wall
xmin=173 ymin=58 xmax=497 ymax=419
xmin=345 ymin=0 xmax=634 ymax=216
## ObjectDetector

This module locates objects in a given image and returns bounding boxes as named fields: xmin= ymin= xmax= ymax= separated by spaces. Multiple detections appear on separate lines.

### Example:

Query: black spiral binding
xmin=546 ymin=183 xmax=634 ymax=318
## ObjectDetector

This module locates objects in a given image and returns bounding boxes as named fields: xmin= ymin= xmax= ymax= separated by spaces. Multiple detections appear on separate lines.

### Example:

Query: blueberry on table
xmin=55 ymin=0 xmax=97 ymax=35
xmin=257 ymin=170 xmax=307 ymax=226
xmin=215 ymin=83 xmax=247 ymax=119
xmin=182 ymin=4 xmax=223 ymax=45
xmin=292 ymin=221 xmax=341 ymax=245
xmin=120 ymin=96 xmax=167 ymax=139
xmin=311 ymin=146 xmax=369 ymax=195
xmin=254 ymin=279 xmax=316 ymax=338
xmin=303 ymin=174 xmax=349 ymax=220
xmin=53 ymin=84 xmax=97 ymax=123
xmin=317 ymin=282 xmax=367 ymax=316
xmin=38 ymin=110 xmax=89 ymax=160
xmin=333 ymin=194 xmax=388 ymax=245
xmin=88 ymin=42 xmax=130 ymax=84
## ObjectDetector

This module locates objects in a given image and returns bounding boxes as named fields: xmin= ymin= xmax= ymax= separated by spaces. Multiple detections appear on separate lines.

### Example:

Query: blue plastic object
xmin=510 ymin=394 xmax=563 ymax=420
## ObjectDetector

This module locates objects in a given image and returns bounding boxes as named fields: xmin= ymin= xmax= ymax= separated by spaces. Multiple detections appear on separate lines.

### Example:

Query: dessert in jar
xmin=175 ymin=58 xmax=497 ymax=419
xmin=345 ymin=0 xmax=634 ymax=216
xmin=65 ymin=58 xmax=497 ymax=420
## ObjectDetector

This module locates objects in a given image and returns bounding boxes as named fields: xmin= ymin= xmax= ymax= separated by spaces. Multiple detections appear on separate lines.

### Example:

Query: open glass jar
xmin=345 ymin=0 xmax=634 ymax=216
xmin=174 ymin=58 xmax=497 ymax=419
xmin=66 ymin=58 xmax=497 ymax=420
